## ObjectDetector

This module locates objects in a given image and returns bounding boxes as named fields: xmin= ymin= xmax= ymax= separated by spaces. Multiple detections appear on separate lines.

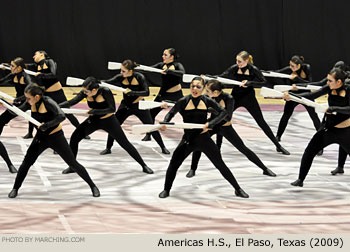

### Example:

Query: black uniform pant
xmin=232 ymin=90 xmax=282 ymax=148
xmin=337 ymin=146 xmax=348 ymax=168
xmin=0 ymin=141 xmax=13 ymax=167
xmin=191 ymin=125 xmax=268 ymax=171
xmin=13 ymin=130 xmax=95 ymax=190
xmin=0 ymin=105 xmax=35 ymax=136
xmin=0 ymin=110 xmax=17 ymax=135
xmin=45 ymin=89 xmax=80 ymax=128
xmin=276 ymin=100 xmax=321 ymax=138
xmin=298 ymin=127 xmax=350 ymax=181
xmin=70 ymin=115 xmax=146 ymax=167
xmin=163 ymin=132 xmax=241 ymax=191
xmin=106 ymin=106 xmax=166 ymax=149
xmin=149 ymin=90 xmax=183 ymax=122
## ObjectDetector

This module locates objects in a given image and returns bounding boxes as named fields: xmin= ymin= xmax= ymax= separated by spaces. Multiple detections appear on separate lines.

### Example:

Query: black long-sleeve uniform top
xmin=298 ymin=84 xmax=350 ymax=130
xmin=162 ymin=94 xmax=227 ymax=141
xmin=18 ymin=96 xmax=66 ymax=134
xmin=151 ymin=61 xmax=185 ymax=95
xmin=276 ymin=64 xmax=312 ymax=84
xmin=59 ymin=86 xmax=115 ymax=119
xmin=0 ymin=71 xmax=32 ymax=102
xmin=208 ymin=92 xmax=235 ymax=129
xmin=219 ymin=63 xmax=267 ymax=97
xmin=26 ymin=59 xmax=59 ymax=89
xmin=102 ymin=72 xmax=149 ymax=109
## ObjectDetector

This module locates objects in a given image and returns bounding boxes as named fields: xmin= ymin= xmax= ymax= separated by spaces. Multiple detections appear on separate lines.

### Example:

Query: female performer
xmin=99 ymin=60 xmax=170 ymax=155
xmin=0 ymin=57 xmax=32 ymax=137
xmin=25 ymin=50 xmax=86 ymax=139
xmin=217 ymin=51 xmax=290 ymax=155
xmin=187 ymin=80 xmax=276 ymax=178
xmin=274 ymin=56 xmax=321 ymax=142
xmin=59 ymin=77 xmax=153 ymax=175
xmin=142 ymin=48 xmax=185 ymax=141
xmin=158 ymin=77 xmax=249 ymax=199
xmin=290 ymin=68 xmax=350 ymax=187
xmin=8 ymin=84 xmax=99 ymax=198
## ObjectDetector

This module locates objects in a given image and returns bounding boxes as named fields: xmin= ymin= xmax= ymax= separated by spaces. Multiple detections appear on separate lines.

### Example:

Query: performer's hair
xmin=24 ymin=83 xmax=44 ymax=96
xmin=207 ymin=79 xmax=223 ymax=92
xmin=329 ymin=68 xmax=346 ymax=83
xmin=122 ymin=60 xmax=139 ymax=70
xmin=36 ymin=50 xmax=50 ymax=59
xmin=237 ymin=51 xmax=253 ymax=64
xmin=165 ymin=48 xmax=179 ymax=60
xmin=82 ymin=76 xmax=100 ymax=90
xmin=191 ymin=76 xmax=205 ymax=86
xmin=290 ymin=55 xmax=304 ymax=65
xmin=12 ymin=57 xmax=26 ymax=69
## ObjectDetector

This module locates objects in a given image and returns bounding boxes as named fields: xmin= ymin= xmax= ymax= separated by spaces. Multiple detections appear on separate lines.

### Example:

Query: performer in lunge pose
xmin=273 ymin=56 xmax=321 ymax=143
xmin=216 ymin=51 xmax=290 ymax=155
xmin=158 ymin=77 xmax=249 ymax=199
xmin=59 ymin=77 xmax=154 ymax=175
xmin=142 ymin=48 xmax=185 ymax=141
xmin=25 ymin=50 xmax=88 ymax=139
xmin=292 ymin=61 xmax=350 ymax=174
xmin=8 ymin=84 xmax=99 ymax=198
xmin=186 ymin=80 xmax=276 ymax=178
xmin=290 ymin=68 xmax=350 ymax=187
xmin=0 ymin=57 xmax=33 ymax=136
xmin=99 ymin=60 xmax=170 ymax=155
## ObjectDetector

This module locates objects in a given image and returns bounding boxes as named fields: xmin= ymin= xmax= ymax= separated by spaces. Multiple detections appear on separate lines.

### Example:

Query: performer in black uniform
xmin=99 ymin=60 xmax=170 ymax=155
xmin=0 ymin=57 xmax=32 ymax=136
xmin=293 ymin=61 xmax=350 ymax=175
xmin=187 ymin=80 xmax=276 ymax=178
xmin=217 ymin=51 xmax=290 ymax=155
xmin=330 ymin=61 xmax=350 ymax=175
xmin=142 ymin=48 xmax=185 ymax=141
xmin=158 ymin=77 xmax=249 ymax=199
xmin=59 ymin=77 xmax=154 ymax=174
xmin=8 ymin=84 xmax=99 ymax=198
xmin=25 ymin=50 xmax=87 ymax=139
xmin=290 ymin=68 xmax=350 ymax=187
xmin=274 ymin=56 xmax=321 ymax=143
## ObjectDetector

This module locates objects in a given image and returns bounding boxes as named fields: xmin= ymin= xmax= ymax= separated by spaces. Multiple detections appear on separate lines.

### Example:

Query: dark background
xmin=0 ymin=0 xmax=349 ymax=84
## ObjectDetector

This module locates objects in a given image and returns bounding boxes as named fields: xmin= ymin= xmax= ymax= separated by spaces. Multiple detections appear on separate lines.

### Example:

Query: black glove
xmin=39 ymin=123 xmax=50 ymax=132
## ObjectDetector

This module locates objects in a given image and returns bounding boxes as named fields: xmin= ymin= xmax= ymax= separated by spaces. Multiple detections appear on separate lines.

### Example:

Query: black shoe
xmin=142 ymin=165 xmax=154 ymax=174
xmin=291 ymin=179 xmax=303 ymax=187
xmin=263 ymin=168 xmax=276 ymax=177
xmin=276 ymin=146 xmax=290 ymax=155
xmin=276 ymin=136 xmax=281 ymax=142
xmin=186 ymin=170 xmax=196 ymax=178
xmin=316 ymin=149 xmax=323 ymax=156
xmin=8 ymin=189 xmax=18 ymax=198
xmin=62 ymin=167 xmax=75 ymax=174
xmin=235 ymin=188 xmax=249 ymax=198
xmin=23 ymin=133 xmax=33 ymax=139
xmin=142 ymin=134 xmax=151 ymax=141
xmin=99 ymin=148 xmax=111 ymax=155
xmin=161 ymin=147 xmax=170 ymax=154
xmin=84 ymin=135 xmax=91 ymax=140
xmin=159 ymin=190 xmax=169 ymax=198
xmin=331 ymin=167 xmax=344 ymax=175
xmin=91 ymin=186 xmax=100 ymax=197
xmin=8 ymin=165 xmax=17 ymax=173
